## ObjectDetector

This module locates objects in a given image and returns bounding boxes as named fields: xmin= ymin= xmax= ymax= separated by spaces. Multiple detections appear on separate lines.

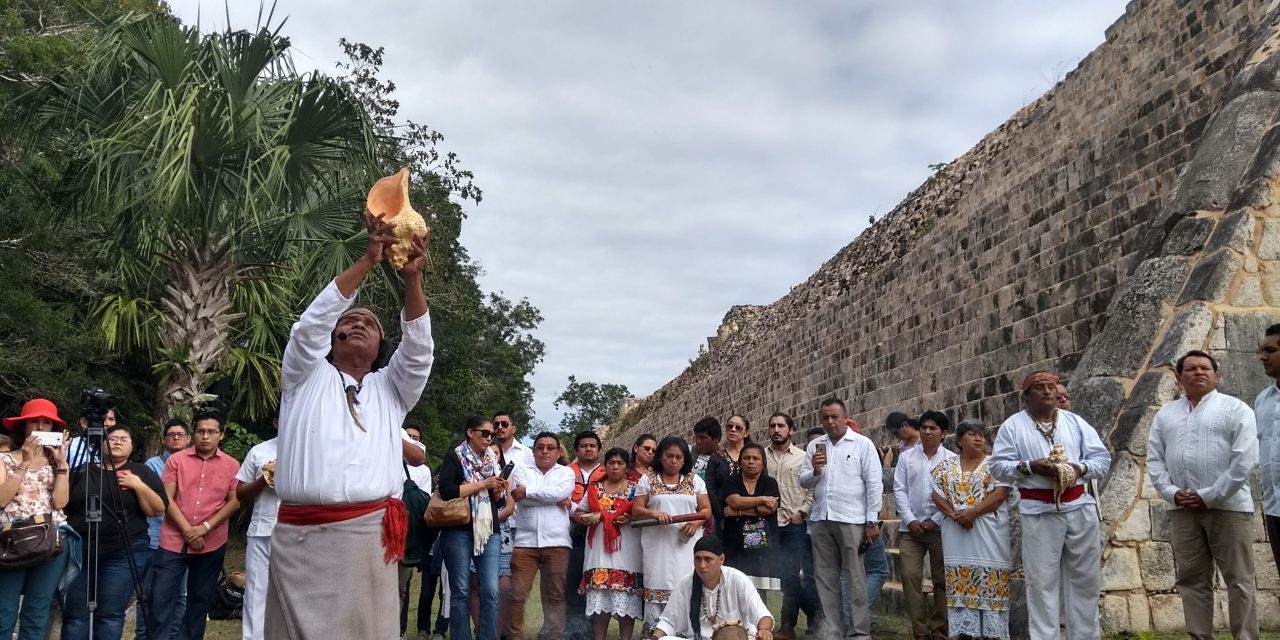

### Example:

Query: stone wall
xmin=611 ymin=0 xmax=1280 ymax=633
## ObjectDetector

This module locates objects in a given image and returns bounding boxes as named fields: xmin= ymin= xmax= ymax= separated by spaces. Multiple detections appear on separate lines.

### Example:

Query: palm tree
xmin=40 ymin=12 xmax=387 ymax=426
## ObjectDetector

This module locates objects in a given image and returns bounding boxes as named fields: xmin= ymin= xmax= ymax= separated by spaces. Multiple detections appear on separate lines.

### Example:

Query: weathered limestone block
xmin=1128 ymin=593 xmax=1152 ymax=632
xmin=1178 ymin=250 xmax=1241 ymax=305
xmin=1235 ymin=120 xmax=1280 ymax=209
xmin=1110 ymin=406 xmax=1157 ymax=456
xmin=1123 ymin=371 xmax=1180 ymax=410
xmin=1115 ymin=501 xmax=1152 ymax=541
xmin=1101 ymin=547 xmax=1143 ymax=591
xmin=1257 ymin=543 xmax=1280 ymax=589
xmin=1150 ymin=594 xmax=1186 ymax=632
xmin=1235 ymin=277 xmax=1263 ymax=306
xmin=1163 ymin=216 xmax=1216 ymax=256
xmin=1099 ymin=454 xmax=1142 ymax=523
xmin=1139 ymin=541 xmax=1176 ymax=591
xmin=1073 ymin=376 xmax=1127 ymax=441
xmin=1076 ymin=257 xmax=1189 ymax=378
xmin=1265 ymin=263 xmax=1280 ymax=305
xmin=1262 ymin=220 xmax=1280 ymax=260
xmin=1258 ymin=591 xmax=1280 ymax=626
xmin=1207 ymin=209 xmax=1255 ymax=254
xmin=1151 ymin=303 xmax=1215 ymax=367
xmin=1100 ymin=594 xmax=1129 ymax=634
xmin=1167 ymin=90 xmax=1280 ymax=215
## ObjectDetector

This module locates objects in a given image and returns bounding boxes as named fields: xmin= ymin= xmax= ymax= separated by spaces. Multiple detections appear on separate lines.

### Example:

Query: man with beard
xmin=764 ymin=412 xmax=818 ymax=639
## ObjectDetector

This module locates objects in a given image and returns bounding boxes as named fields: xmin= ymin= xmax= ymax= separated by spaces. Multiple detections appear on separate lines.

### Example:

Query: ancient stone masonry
xmin=611 ymin=0 xmax=1280 ymax=633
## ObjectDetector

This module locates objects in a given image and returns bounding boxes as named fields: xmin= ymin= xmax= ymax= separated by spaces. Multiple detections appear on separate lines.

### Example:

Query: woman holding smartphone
xmin=0 ymin=398 xmax=72 ymax=640
xmin=61 ymin=424 xmax=166 ymax=640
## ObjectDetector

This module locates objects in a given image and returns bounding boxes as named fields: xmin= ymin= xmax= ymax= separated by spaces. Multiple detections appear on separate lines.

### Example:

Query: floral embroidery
xmin=645 ymin=472 xmax=695 ymax=496
xmin=643 ymin=587 xmax=672 ymax=604
xmin=579 ymin=567 xmax=643 ymax=595
xmin=945 ymin=565 xmax=1010 ymax=611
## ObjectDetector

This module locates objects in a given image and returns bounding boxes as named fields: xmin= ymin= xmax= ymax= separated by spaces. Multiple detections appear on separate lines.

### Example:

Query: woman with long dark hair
xmin=627 ymin=434 xmax=656 ymax=483
xmin=0 ymin=399 xmax=72 ymax=640
xmin=437 ymin=417 xmax=508 ymax=640
xmin=723 ymin=442 xmax=781 ymax=593
xmin=631 ymin=436 xmax=711 ymax=629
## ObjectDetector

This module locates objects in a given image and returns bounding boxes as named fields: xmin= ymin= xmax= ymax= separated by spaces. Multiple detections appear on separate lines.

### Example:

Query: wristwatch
xmin=1017 ymin=460 xmax=1032 ymax=476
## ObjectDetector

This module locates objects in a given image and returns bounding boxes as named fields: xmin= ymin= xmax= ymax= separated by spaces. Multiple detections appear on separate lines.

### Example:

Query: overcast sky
xmin=167 ymin=1 xmax=1126 ymax=428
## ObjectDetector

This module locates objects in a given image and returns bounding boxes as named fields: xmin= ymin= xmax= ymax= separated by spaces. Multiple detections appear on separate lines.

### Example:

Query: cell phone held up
xmin=814 ymin=442 xmax=826 ymax=457
xmin=31 ymin=431 xmax=63 ymax=448
xmin=500 ymin=462 xmax=515 ymax=480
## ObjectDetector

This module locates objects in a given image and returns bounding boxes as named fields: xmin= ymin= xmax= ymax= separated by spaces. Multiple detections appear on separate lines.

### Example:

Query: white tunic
xmin=893 ymin=444 xmax=955 ymax=530
xmin=275 ymin=280 xmax=435 ymax=505
xmin=1147 ymin=390 xmax=1258 ymax=512
xmin=989 ymin=410 xmax=1111 ymax=515
xmin=236 ymin=438 xmax=280 ymax=537
xmin=655 ymin=566 xmax=774 ymax=640
xmin=1257 ymin=383 xmax=1280 ymax=517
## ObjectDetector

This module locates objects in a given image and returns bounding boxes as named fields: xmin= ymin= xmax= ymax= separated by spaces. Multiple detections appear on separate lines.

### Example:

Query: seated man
xmin=653 ymin=536 xmax=775 ymax=640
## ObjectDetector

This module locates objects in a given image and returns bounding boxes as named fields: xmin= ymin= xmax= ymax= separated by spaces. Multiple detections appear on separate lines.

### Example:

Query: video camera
xmin=79 ymin=386 xmax=116 ymax=440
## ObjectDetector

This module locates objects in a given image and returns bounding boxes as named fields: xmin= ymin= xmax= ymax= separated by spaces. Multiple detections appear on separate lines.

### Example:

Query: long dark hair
xmin=651 ymin=436 xmax=693 ymax=476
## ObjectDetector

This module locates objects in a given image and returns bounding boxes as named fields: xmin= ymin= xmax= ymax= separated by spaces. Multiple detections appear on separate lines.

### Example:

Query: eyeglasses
xmin=473 ymin=430 xmax=494 ymax=439
xmin=535 ymin=445 xmax=558 ymax=452
xmin=106 ymin=437 xmax=131 ymax=444
xmin=165 ymin=432 xmax=188 ymax=439
xmin=194 ymin=429 xmax=220 ymax=437
xmin=637 ymin=445 xmax=656 ymax=453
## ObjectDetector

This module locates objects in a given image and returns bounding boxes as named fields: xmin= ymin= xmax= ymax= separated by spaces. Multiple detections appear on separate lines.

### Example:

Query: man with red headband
xmin=990 ymin=371 xmax=1110 ymax=639
xmin=264 ymin=212 xmax=434 ymax=639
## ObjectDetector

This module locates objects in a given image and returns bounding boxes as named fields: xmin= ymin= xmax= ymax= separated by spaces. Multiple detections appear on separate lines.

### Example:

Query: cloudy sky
xmin=168 ymin=1 xmax=1125 ymax=427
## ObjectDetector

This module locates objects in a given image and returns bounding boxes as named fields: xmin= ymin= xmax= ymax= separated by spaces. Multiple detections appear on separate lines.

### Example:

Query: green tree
xmin=554 ymin=376 xmax=631 ymax=434
xmin=38 ymin=13 xmax=387 ymax=426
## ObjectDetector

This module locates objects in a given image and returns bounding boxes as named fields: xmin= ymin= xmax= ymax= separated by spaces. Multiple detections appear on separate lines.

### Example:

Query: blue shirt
xmin=145 ymin=452 xmax=174 ymax=549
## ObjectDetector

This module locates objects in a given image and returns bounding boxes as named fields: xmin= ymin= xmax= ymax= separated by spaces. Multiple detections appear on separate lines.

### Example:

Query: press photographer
xmin=0 ymin=398 xmax=72 ymax=640
xmin=61 ymin=423 xmax=166 ymax=640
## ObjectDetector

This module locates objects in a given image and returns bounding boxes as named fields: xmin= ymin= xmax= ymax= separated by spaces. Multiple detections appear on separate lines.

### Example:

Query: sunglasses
xmin=727 ymin=424 xmax=747 ymax=431
xmin=472 ymin=429 xmax=494 ymax=439
xmin=495 ymin=421 xmax=511 ymax=427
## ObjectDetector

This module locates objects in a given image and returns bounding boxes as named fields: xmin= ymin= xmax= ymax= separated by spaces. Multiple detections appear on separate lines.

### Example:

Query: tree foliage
xmin=554 ymin=375 xmax=631 ymax=435
xmin=0 ymin=5 xmax=543 ymax=463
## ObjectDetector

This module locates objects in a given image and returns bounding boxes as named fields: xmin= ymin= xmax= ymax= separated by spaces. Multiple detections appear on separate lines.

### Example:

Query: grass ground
xmin=135 ymin=536 xmax=1280 ymax=639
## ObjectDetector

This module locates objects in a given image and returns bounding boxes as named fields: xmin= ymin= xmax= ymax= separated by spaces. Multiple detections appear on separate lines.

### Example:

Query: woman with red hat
xmin=0 ymin=398 xmax=72 ymax=640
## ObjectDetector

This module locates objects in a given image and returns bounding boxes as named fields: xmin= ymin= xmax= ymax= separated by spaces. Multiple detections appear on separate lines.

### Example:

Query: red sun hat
xmin=3 ymin=398 xmax=66 ymax=432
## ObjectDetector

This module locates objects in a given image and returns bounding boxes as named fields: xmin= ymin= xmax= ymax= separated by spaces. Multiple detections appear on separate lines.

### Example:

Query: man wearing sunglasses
xmin=492 ymin=412 xmax=533 ymax=637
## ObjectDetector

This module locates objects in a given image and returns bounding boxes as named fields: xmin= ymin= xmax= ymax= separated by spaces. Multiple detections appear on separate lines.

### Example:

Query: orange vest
xmin=569 ymin=461 xmax=606 ymax=503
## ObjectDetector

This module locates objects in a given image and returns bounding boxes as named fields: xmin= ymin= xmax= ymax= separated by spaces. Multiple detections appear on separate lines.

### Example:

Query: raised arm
xmin=282 ymin=213 xmax=398 ymax=393
xmin=383 ymin=235 xmax=436 ymax=410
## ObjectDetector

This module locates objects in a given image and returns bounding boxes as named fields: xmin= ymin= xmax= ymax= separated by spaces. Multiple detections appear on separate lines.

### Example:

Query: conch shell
xmin=365 ymin=168 xmax=429 ymax=270
xmin=262 ymin=460 xmax=276 ymax=488
xmin=1046 ymin=443 xmax=1076 ymax=511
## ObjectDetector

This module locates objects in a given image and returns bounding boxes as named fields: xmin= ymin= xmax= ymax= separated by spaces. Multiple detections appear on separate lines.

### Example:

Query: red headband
xmin=1021 ymin=372 xmax=1060 ymax=393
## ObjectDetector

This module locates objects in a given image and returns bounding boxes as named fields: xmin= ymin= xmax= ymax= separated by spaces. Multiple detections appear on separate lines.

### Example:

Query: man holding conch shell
xmin=264 ymin=169 xmax=436 ymax=639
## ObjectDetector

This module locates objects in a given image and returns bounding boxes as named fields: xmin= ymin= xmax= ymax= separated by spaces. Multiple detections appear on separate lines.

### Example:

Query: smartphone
xmin=815 ymin=442 xmax=826 ymax=457
xmin=500 ymin=462 xmax=515 ymax=480
xmin=32 ymin=431 xmax=63 ymax=448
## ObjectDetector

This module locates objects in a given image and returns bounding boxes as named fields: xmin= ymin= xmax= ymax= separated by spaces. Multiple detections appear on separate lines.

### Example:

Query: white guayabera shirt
xmin=1256 ymin=384 xmax=1280 ymax=517
xmin=1148 ymin=390 xmax=1258 ymax=513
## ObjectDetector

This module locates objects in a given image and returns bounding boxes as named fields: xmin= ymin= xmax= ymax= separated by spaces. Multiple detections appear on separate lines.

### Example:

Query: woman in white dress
xmin=575 ymin=448 xmax=643 ymax=640
xmin=931 ymin=420 xmax=1012 ymax=640
xmin=632 ymin=436 xmax=712 ymax=630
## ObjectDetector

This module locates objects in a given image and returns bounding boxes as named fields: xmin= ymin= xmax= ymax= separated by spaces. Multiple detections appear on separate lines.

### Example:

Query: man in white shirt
xmin=399 ymin=427 xmax=432 ymax=640
xmin=1257 ymin=324 xmax=1280 ymax=580
xmin=654 ymin=536 xmax=775 ymax=640
xmin=1148 ymin=351 xmax=1259 ymax=640
xmin=265 ymin=213 xmax=434 ymax=639
xmin=236 ymin=435 xmax=280 ymax=640
xmin=799 ymin=398 xmax=882 ymax=640
xmin=990 ymin=372 xmax=1110 ymax=640
xmin=507 ymin=432 xmax=575 ymax=640
xmin=765 ymin=412 xmax=818 ymax=639
xmin=893 ymin=411 xmax=955 ymax=640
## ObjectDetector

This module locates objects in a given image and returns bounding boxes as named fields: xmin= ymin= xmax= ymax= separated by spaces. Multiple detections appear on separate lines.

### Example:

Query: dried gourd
xmin=365 ymin=168 xmax=429 ymax=269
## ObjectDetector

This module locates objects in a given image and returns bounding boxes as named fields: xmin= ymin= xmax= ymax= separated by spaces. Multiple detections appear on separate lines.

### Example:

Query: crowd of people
xmin=3 ymin=213 xmax=1280 ymax=640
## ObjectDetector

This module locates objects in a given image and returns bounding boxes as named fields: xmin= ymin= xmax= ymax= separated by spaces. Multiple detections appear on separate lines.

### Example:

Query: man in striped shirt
xmin=1148 ymin=350 xmax=1259 ymax=640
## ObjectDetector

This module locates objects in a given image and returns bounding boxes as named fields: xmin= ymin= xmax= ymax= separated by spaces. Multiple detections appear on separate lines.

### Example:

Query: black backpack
xmin=207 ymin=572 xmax=244 ymax=620
xmin=402 ymin=462 xmax=434 ymax=565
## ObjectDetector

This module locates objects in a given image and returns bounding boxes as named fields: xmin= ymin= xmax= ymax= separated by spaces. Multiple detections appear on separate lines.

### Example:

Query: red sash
xmin=278 ymin=498 xmax=407 ymax=564
xmin=1018 ymin=484 xmax=1085 ymax=504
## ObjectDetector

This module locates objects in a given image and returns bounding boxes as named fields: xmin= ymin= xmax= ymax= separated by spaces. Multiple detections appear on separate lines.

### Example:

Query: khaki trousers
xmin=899 ymin=528 xmax=947 ymax=640
xmin=507 ymin=546 xmax=570 ymax=640
xmin=1169 ymin=509 xmax=1258 ymax=640
xmin=810 ymin=520 xmax=871 ymax=640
